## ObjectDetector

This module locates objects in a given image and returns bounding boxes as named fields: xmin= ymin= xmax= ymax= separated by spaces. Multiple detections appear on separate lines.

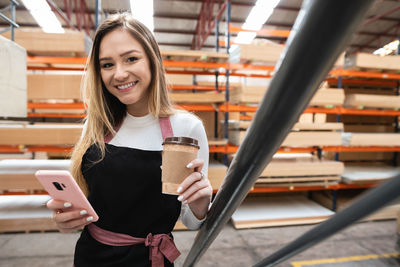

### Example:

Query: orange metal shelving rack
xmin=3 ymin=56 xmax=393 ymax=196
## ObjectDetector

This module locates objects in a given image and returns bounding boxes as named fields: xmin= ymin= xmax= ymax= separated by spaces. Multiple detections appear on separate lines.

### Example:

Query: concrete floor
xmin=0 ymin=220 xmax=398 ymax=267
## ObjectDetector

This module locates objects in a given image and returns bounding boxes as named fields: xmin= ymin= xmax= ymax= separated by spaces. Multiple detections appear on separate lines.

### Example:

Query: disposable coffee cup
xmin=162 ymin=137 xmax=200 ymax=195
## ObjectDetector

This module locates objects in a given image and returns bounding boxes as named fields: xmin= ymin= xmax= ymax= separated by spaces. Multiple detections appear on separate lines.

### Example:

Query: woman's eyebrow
xmin=99 ymin=49 xmax=141 ymax=62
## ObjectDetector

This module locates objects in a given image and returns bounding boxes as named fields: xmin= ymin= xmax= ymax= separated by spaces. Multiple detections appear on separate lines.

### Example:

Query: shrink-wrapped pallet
xmin=0 ymin=35 xmax=27 ymax=117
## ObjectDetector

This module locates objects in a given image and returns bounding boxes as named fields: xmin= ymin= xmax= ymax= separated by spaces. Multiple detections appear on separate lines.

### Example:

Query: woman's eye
xmin=101 ymin=63 xmax=113 ymax=68
xmin=127 ymin=57 xmax=138 ymax=62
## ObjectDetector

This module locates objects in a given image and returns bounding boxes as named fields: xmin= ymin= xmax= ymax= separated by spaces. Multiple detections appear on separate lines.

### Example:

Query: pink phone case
xmin=35 ymin=170 xmax=99 ymax=222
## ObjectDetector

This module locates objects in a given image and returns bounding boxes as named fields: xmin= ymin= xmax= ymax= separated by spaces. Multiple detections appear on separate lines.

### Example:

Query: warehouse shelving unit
xmin=8 ymin=21 xmax=400 ymax=221
xmin=206 ymin=57 xmax=400 ymax=222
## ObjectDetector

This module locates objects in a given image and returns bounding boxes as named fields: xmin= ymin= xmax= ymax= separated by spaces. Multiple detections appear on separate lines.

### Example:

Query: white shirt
xmin=108 ymin=110 xmax=209 ymax=230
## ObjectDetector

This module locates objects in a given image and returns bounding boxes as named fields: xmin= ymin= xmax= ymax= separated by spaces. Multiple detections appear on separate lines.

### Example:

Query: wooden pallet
xmin=0 ymin=195 xmax=58 ymax=233
xmin=341 ymin=166 xmax=400 ymax=184
xmin=2 ymin=28 xmax=90 ymax=57
xmin=0 ymin=159 xmax=71 ymax=192
xmin=344 ymin=94 xmax=400 ymax=109
xmin=28 ymin=74 xmax=82 ymax=100
xmin=343 ymin=133 xmax=400 ymax=146
xmin=291 ymin=122 xmax=344 ymax=131
xmin=231 ymin=195 xmax=334 ymax=229
xmin=309 ymin=88 xmax=345 ymax=107
xmin=261 ymin=157 xmax=344 ymax=177
xmin=256 ymin=176 xmax=340 ymax=187
xmin=345 ymin=53 xmax=400 ymax=72
xmin=312 ymin=190 xmax=400 ymax=221
xmin=0 ymin=217 xmax=58 ymax=233
xmin=229 ymin=130 xmax=342 ymax=147
xmin=229 ymin=43 xmax=283 ymax=65
xmin=166 ymin=74 xmax=193 ymax=86
xmin=169 ymin=91 xmax=225 ymax=103
xmin=208 ymin=161 xmax=227 ymax=190
xmin=161 ymin=49 xmax=228 ymax=62
xmin=0 ymin=124 xmax=82 ymax=146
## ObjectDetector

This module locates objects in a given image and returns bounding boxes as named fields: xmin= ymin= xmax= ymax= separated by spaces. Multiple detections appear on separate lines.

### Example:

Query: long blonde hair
xmin=71 ymin=13 xmax=174 ymax=195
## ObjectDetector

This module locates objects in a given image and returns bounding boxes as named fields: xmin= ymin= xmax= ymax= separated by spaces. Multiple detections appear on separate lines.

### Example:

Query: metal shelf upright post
xmin=0 ymin=0 xmax=19 ymax=41
xmin=223 ymin=0 xmax=231 ymax=165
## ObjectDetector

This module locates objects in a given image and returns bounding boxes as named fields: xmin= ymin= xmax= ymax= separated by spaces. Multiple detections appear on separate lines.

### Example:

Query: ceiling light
xmin=233 ymin=0 xmax=280 ymax=46
xmin=21 ymin=0 xmax=64 ymax=33
xmin=130 ymin=0 xmax=154 ymax=32
xmin=373 ymin=39 xmax=399 ymax=56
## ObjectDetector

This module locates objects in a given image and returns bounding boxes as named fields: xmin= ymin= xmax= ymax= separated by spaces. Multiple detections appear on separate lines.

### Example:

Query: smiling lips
xmin=116 ymin=81 xmax=138 ymax=92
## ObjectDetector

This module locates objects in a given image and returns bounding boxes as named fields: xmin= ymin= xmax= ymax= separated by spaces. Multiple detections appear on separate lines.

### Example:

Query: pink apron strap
xmin=104 ymin=123 xmax=122 ymax=144
xmin=159 ymin=117 xmax=173 ymax=140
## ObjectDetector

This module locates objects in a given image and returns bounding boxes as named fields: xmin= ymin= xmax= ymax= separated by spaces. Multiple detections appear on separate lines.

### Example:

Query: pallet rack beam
xmin=249 ymin=183 xmax=378 ymax=194
xmin=0 ymin=145 xmax=73 ymax=153
xmin=3 ymin=143 xmax=399 ymax=154
xmin=27 ymin=113 xmax=85 ymax=118
xmin=331 ymin=69 xmax=400 ymax=80
xmin=229 ymin=25 xmax=291 ymax=38
xmin=304 ymin=106 xmax=400 ymax=116
xmin=28 ymin=102 xmax=85 ymax=109
xmin=169 ymin=85 xmax=230 ymax=91
xmin=323 ymin=146 xmax=400 ymax=152
xmin=326 ymin=77 xmax=398 ymax=87
xmin=26 ymin=104 xmax=400 ymax=118
xmin=233 ymin=106 xmax=400 ymax=116
xmin=25 ymin=58 xmax=400 ymax=81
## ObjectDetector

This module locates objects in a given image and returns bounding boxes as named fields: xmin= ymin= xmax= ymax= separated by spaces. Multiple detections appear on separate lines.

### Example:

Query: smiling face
xmin=99 ymin=28 xmax=152 ymax=117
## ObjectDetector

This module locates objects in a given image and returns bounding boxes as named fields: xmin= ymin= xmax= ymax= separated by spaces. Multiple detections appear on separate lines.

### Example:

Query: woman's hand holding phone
xmin=46 ymin=199 xmax=95 ymax=233
xmin=35 ymin=170 xmax=99 ymax=233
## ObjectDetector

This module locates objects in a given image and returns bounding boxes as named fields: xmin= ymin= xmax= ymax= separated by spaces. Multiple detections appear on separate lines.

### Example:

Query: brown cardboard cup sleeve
xmin=161 ymin=150 xmax=197 ymax=195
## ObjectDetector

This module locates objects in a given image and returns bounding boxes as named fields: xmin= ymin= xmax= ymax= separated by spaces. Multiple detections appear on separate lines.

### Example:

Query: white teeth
xmin=117 ymin=81 xmax=137 ymax=90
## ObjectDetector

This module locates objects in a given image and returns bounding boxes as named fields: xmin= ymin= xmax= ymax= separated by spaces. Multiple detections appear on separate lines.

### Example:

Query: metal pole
xmin=183 ymin=0 xmax=376 ymax=266
xmin=223 ymin=0 xmax=230 ymax=166
xmin=95 ymin=0 xmax=101 ymax=30
xmin=253 ymin=175 xmax=400 ymax=267
xmin=10 ymin=0 xmax=17 ymax=41
xmin=215 ymin=19 xmax=219 ymax=52
xmin=0 ymin=12 xmax=18 ymax=28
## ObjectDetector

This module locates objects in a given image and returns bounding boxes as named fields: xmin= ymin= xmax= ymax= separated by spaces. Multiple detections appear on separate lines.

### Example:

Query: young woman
xmin=46 ymin=13 xmax=212 ymax=266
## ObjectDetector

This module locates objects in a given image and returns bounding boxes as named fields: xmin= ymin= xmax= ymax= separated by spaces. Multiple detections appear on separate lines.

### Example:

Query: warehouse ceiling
xmin=0 ymin=0 xmax=399 ymax=54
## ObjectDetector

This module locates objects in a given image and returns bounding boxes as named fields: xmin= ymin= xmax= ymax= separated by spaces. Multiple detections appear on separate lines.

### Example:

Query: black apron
xmin=74 ymin=143 xmax=181 ymax=267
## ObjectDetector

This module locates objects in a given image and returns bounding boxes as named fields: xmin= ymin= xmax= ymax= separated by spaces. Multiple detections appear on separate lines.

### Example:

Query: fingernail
xmin=80 ymin=210 xmax=87 ymax=215
xmin=86 ymin=216 xmax=93 ymax=222
xmin=177 ymin=186 xmax=183 ymax=193
xmin=64 ymin=202 xmax=72 ymax=208
xmin=177 ymin=195 xmax=184 ymax=201
xmin=186 ymin=163 xmax=193 ymax=168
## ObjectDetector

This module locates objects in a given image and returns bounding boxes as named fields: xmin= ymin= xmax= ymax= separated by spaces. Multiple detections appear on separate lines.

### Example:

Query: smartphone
xmin=35 ymin=170 xmax=99 ymax=222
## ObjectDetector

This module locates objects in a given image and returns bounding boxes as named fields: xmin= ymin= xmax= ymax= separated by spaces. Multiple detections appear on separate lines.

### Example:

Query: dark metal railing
xmin=183 ymin=0 xmax=377 ymax=266
xmin=253 ymin=174 xmax=400 ymax=266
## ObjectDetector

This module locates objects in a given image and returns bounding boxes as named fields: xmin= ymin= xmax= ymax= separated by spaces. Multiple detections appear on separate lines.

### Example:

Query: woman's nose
xmin=114 ymin=65 xmax=129 ymax=80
